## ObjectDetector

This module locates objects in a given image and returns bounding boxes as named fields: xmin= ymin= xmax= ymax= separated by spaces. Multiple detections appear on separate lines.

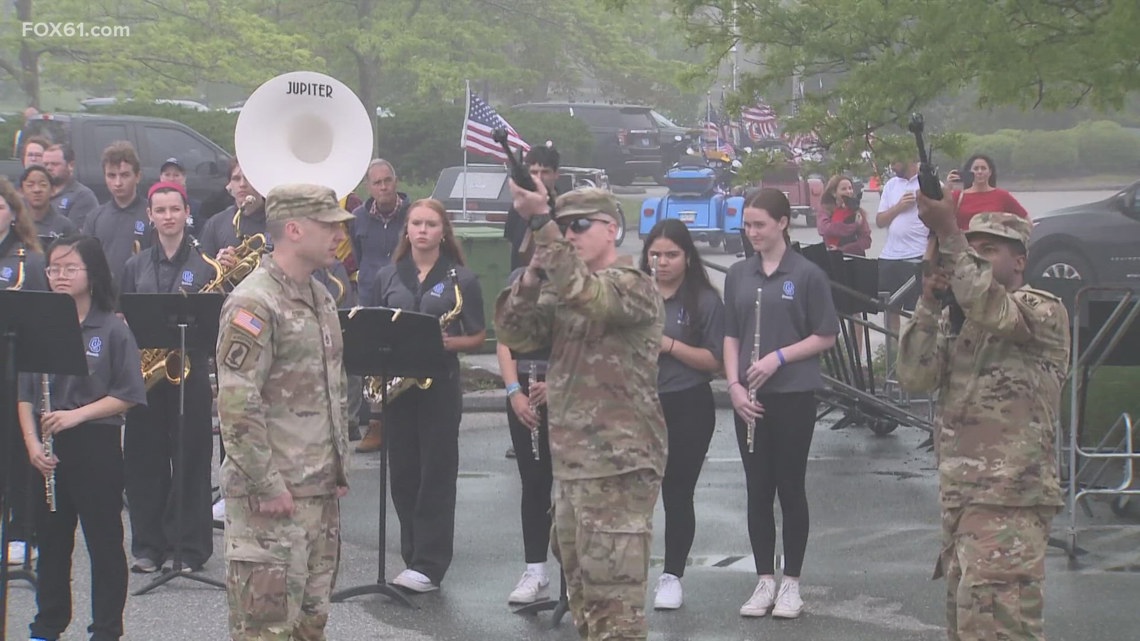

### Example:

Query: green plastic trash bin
xmin=452 ymin=225 xmax=511 ymax=350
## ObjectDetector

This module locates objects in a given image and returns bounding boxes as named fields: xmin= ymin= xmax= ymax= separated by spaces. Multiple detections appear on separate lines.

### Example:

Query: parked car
xmin=1027 ymin=180 xmax=1140 ymax=303
xmin=430 ymin=163 xmax=626 ymax=245
xmin=639 ymin=154 xmax=745 ymax=253
xmin=3 ymin=112 xmax=232 ymax=219
xmin=510 ymin=102 xmax=664 ymax=186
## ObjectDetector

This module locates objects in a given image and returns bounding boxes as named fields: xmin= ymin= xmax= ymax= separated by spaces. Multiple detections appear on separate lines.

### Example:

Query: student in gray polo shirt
xmin=17 ymin=236 xmax=146 ymax=641
xmin=638 ymin=219 xmax=725 ymax=611
xmin=21 ymin=165 xmax=76 ymax=239
xmin=82 ymin=141 xmax=151 ymax=287
xmin=724 ymin=188 xmax=839 ymax=621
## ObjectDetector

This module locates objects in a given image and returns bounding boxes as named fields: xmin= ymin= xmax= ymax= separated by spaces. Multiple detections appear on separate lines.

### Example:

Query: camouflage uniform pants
xmin=940 ymin=505 xmax=1058 ymax=641
xmin=553 ymin=469 xmax=661 ymax=641
xmin=225 ymin=495 xmax=341 ymax=641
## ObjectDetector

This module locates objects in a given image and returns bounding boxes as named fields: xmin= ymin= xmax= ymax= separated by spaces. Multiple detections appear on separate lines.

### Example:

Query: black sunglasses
xmin=557 ymin=217 xmax=609 ymax=235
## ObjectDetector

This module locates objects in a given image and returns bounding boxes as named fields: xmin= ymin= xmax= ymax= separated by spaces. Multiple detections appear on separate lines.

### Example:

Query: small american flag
xmin=462 ymin=93 xmax=529 ymax=161
xmin=741 ymin=101 xmax=779 ymax=141
xmin=231 ymin=308 xmax=264 ymax=338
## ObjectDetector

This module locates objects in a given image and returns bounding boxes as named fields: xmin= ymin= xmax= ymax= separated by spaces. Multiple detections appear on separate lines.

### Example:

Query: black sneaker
xmin=505 ymin=446 xmax=516 ymax=459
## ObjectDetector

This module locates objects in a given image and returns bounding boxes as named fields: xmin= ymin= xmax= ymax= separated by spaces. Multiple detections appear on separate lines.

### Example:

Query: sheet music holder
xmin=0 ymin=291 xmax=87 ymax=639
xmin=118 ymin=293 xmax=226 ymax=596
xmin=332 ymin=306 xmax=446 ymax=609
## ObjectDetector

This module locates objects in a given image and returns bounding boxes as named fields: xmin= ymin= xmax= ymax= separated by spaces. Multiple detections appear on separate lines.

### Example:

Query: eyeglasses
xmin=46 ymin=266 xmax=86 ymax=278
xmin=557 ymin=217 xmax=609 ymax=235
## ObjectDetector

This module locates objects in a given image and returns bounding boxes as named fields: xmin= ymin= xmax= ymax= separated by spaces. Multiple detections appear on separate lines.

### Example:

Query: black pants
xmin=505 ymin=373 xmax=552 ymax=564
xmin=385 ymin=371 xmax=461 ymax=584
xmin=733 ymin=390 xmax=817 ymax=577
xmin=124 ymin=365 xmax=213 ymax=568
xmin=30 ymin=423 xmax=128 ymax=641
xmin=660 ymin=382 xmax=716 ymax=577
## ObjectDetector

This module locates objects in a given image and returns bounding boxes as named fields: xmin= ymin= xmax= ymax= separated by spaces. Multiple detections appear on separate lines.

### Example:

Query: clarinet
xmin=528 ymin=361 xmax=541 ymax=461
xmin=748 ymin=288 xmax=762 ymax=454
xmin=41 ymin=373 xmax=57 ymax=512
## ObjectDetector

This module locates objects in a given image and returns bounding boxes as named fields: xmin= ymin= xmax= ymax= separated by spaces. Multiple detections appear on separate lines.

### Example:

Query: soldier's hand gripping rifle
xmin=908 ymin=113 xmax=965 ymax=333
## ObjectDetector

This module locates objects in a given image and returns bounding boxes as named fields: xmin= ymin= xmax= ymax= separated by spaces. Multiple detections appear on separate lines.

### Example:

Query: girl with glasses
xmin=17 ymin=235 xmax=146 ymax=641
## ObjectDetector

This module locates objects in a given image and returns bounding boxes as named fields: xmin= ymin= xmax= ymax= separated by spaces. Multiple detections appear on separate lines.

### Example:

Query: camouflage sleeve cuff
xmin=937 ymin=228 xmax=970 ymax=259
xmin=913 ymin=298 xmax=943 ymax=329
xmin=253 ymin=473 xmax=288 ymax=500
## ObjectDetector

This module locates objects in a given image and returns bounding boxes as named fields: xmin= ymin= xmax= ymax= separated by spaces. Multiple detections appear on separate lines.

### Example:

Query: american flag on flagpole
xmin=461 ymin=92 xmax=529 ymax=161
xmin=741 ymin=101 xmax=779 ymax=141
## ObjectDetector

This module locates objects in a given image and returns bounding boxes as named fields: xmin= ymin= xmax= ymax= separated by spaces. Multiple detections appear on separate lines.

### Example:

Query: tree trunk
xmin=15 ymin=0 xmax=39 ymax=108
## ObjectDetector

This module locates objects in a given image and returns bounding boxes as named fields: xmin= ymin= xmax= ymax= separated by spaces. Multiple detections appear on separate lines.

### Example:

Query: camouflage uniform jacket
xmin=216 ymin=254 xmax=350 ymax=500
xmin=494 ymin=221 xmax=667 ymax=481
xmin=897 ymin=230 xmax=1070 ymax=508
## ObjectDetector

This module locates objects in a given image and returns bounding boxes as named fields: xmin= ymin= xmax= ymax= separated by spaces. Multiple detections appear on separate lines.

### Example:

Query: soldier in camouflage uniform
xmin=897 ymin=200 xmax=1070 ymax=641
xmin=496 ymin=185 xmax=667 ymax=641
xmin=215 ymin=184 xmax=354 ymax=641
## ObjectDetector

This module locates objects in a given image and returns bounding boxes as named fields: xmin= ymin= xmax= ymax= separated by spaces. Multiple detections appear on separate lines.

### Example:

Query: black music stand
xmin=118 ymin=292 xmax=226 ymax=595
xmin=331 ymin=306 xmax=448 ymax=608
xmin=0 ymin=291 xmax=87 ymax=640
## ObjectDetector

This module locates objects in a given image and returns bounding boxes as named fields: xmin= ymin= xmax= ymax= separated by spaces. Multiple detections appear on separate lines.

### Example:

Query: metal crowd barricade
xmin=705 ymin=240 xmax=934 ymax=438
xmin=1063 ymin=286 xmax=1140 ymax=559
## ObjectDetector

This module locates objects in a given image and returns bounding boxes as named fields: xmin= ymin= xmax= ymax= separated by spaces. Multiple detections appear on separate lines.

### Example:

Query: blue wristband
xmin=776 ymin=349 xmax=786 ymax=366
xmin=506 ymin=382 xmax=522 ymax=397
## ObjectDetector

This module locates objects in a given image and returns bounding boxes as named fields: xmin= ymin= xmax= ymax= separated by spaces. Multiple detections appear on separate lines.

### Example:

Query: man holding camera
xmin=896 ymin=191 xmax=1069 ymax=641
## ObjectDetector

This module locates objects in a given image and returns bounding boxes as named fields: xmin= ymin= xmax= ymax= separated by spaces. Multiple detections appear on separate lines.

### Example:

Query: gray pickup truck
xmin=3 ymin=113 xmax=233 ymax=219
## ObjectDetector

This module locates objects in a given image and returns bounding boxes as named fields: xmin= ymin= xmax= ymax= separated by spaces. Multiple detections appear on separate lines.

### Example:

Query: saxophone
xmin=6 ymin=247 xmax=27 ymax=290
xmin=139 ymin=238 xmax=230 ymax=390
xmin=41 ymin=373 xmax=56 ymax=512
xmin=363 ymin=268 xmax=464 ymax=408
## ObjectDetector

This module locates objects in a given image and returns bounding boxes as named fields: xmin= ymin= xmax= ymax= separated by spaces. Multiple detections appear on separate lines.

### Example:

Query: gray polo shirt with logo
xmin=724 ymin=251 xmax=840 ymax=393
xmin=19 ymin=307 xmax=147 ymax=426
xmin=659 ymin=285 xmax=725 ymax=394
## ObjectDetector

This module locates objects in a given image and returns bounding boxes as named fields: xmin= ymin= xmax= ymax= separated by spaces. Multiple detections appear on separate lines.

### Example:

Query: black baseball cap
xmin=160 ymin=157 xmax=185 ymax=172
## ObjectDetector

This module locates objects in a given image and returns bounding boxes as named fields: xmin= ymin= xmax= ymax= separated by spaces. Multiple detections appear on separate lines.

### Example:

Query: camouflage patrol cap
xmin=265 ymin=184 xmax=355 ymax=224
xmin=553 ymin=187 xmax=621 ymax=223
xmin=965 ymin=212 xmax=1032 ymax=247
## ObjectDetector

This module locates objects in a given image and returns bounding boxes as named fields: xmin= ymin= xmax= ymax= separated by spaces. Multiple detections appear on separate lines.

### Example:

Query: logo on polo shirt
xmin=676 ymin=307 xmax=691 ymax=327
xmin=60 ymin=197 xmax=70 ymax=209
xmin=181 ymin=270 xmax=194 ymax=287
xmin=0 ymin=267 xmax=11 ymax=282
xmin=782 ymin=280 xmax=796 ymax=300
xmin=87 ymin=336 xmax=103 ymax=358
xmin=134 ymin=220 xmax=146 ymax=235
xmin=430 ymin=281 xmax=445 ymax=297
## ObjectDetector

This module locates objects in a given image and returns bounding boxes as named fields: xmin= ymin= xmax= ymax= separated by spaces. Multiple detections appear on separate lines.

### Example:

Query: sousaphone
xmin=235 ymin=70 xmax=374 ymax=199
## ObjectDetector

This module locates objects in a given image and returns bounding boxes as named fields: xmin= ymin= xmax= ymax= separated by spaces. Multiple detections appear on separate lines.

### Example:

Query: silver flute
xmin=748 ymin=288 xmax=762 ymax=454
xmin=41 ymin=373 xmax=56 ymax=512
xmin=528 ymin=362 xmax=541 ymax=460
xmin=650 ymin=254 xmax=659 ymax=281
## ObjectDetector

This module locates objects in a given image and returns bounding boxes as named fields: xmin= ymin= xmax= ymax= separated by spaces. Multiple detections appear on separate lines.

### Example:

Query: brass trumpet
xmin=6 ymin=247 xmax=27 ymax=290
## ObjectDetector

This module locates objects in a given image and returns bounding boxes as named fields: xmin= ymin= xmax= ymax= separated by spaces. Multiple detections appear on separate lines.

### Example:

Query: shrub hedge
xmin=957 ymin=121 xmax=1140 ymax=179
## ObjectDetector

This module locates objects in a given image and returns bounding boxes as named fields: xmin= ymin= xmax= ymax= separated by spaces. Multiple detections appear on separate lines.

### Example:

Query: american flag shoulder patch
xmin=231 ymin=308 xmax=265 ymax=338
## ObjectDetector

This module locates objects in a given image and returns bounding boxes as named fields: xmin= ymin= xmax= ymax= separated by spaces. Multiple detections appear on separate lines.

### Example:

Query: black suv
xmin=512 ymin=102 xmax=676 ymax=186
xmin=1027 ymin=180 xmax=1140 ymax=300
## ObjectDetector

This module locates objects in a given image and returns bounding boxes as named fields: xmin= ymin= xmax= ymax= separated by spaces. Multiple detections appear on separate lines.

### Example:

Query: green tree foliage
xmin=0 ymin=0 xmax=320 ymax=108
xmin=650 ymin=0 xmax=1140 ymax=172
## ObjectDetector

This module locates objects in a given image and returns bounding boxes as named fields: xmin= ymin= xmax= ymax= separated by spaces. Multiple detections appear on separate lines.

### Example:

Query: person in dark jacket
xmin=503 ymin=146 xmax=560 ymax=271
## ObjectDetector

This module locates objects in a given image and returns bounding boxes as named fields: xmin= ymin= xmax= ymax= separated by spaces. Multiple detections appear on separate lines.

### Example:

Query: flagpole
xmin=462 ymin=80 xmax=470 ymax=223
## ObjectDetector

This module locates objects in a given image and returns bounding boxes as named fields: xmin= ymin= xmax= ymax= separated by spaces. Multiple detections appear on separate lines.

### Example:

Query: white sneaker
xmin=212 ymin=499 xmax=226 ymax=521
xmin=6 ymin=541 xmax=36 ymax=565
xmin=740 ymin=576 xmax=777 ymax=617
xmin=392 ymin=569 xmax=438 ymax=593
xmin=772 ymin=580 xmax=804 ymax=618
xmin=507 ymin=569 xmax=550 ymax=604
xmin=653 ymin=573 xmax=683 ymax=610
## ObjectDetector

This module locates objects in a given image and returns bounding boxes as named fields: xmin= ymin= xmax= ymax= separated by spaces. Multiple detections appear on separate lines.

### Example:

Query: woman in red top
xmin=816 ymin=175 xmax=872 ymax=256
xmin=948 ymin=154 xmax=1030 ymax=229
